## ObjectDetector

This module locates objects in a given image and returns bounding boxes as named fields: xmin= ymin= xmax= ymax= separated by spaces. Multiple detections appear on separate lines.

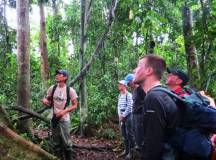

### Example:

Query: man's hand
xmin=54 ymin=99 xmax=78 ymax=118
xmin=200 ymin=91 xmax=216 ymax=107
xmin=56 ymin=109 xmax=68 ymax=118
xmin=56 ymin=105 xmax=77 ymax=118
xmin=211 ymin=134 xmax=216 ymax=148
xmin=42 ymin=98 xmax=51 ymax=107
xmin=119 ymin=115 xmax=125 ymax=121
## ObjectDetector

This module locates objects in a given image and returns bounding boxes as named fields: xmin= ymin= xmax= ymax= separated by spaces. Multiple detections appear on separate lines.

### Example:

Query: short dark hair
xmin=142 ymin=54 xmax=166 ymax=80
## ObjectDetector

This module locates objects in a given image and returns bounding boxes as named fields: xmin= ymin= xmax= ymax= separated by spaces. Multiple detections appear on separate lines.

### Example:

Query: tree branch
xmin=17 ymin=107 xmax=49 ymax=121
xmin=86 ymin=0 xmax=93 ymax=25
xmin=8 ymin=106 xmax=50 ymax=124
xmin=73 ymin=143 xmax=113 ymax=151
xmin=70 ymin=0 xmax=119 ymax=86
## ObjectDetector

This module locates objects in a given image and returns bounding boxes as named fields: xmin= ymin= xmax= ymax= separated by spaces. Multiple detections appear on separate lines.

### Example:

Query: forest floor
xmin=35 ymin=120 xmax=126 ymax=160
xmin=72 ymin=135 xmax=124 ymax=160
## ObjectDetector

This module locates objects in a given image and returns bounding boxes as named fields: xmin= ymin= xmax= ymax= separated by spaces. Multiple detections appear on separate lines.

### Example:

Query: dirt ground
xmin=35 ymin=123 xmax=126 ymax=160
xmin=72 ymin=135 xmax=124 ymax=160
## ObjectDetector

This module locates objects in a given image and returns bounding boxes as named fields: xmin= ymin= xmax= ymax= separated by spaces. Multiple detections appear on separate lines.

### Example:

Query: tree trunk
xmin=70 ymin=0 xmax=118 ymax=86
xmin=114 ymin=46 xmax=119 ymax=81
xmin=148 ymin=34 xmax=155 ymax=54
xmin=52 ymin=0 xmax=58 ymax=15
xmin=199 ymin=0 xmax=212 ymax=89
xmin=16 ymin=0 xmax=32 ymax=134
xmin=79 ymin=0 xmax=89 ymax=136
xmin=0 ymin=0 xmax=11 ymax=62
xmin=0 ymin=123 xmax=57 ymax=160
xmin=39 ymin=1 xmax=49 ymax=87
xmin=51 ymin=0 xmax=60 ymax=56
xmin=182 ymin=5 xmax=199 ymax=87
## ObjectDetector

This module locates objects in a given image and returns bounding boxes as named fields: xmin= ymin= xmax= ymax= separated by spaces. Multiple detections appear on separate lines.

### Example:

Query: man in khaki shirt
xmin=42 ymin=69 xmax=78 ymax=160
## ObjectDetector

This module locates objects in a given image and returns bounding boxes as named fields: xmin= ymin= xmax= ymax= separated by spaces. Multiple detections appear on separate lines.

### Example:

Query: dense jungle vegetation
xmin=0 ymin=0 xmax=216 ymax=158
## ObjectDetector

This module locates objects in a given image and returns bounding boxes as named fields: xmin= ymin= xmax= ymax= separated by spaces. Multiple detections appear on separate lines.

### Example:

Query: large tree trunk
xmin=79 ymin=0 xmax=89 ymax=136
xmin=16 ymin=0 xmax=32 ymax=134
xmin=0 ymin=123 xmax=57 ymax=160
xmin=182 ymin=5 xmax=199 ymax=87
xmin=39 ymin=1 xmax=49 ymax=87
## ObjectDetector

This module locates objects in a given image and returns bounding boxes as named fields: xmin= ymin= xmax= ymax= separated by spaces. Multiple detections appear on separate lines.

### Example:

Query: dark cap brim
xmin=167 ymin=68 xmax=175 ymax=74
xmin=55 ymin=70 xmax=69 ymax=77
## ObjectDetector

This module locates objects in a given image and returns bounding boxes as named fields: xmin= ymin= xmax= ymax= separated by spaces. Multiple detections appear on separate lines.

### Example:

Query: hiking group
xmin=41 ymin=54 xmax=216 ymax=160
xmin=117 ymin=54 xmax=216 ymax=160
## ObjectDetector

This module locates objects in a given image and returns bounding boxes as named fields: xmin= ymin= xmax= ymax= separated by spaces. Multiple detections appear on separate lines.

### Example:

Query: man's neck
xmin=120 ymin=89 xmax=128 ymax=94
xmin=142 ymin=77 xmax=161 ymax=93
xmin=168 ymin=85 xmax=182 ymax=92
xmin=58 ymin=82 xmax=66 ymax=87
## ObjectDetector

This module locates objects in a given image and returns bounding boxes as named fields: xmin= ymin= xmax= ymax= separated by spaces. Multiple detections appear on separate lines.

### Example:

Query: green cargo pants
xmin=51 ymin=120 xmax=73 ymax=160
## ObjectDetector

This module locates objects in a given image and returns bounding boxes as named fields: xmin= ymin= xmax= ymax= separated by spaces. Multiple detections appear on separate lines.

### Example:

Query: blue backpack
xmin=153 ymin=87 xmax=216 ymax=159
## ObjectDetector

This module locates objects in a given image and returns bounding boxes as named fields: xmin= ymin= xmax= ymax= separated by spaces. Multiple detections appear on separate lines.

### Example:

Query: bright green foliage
xmin=0 ymin=0 xmax=216 ymax=138
xmin=0 ymin=53 xmax=17 ymax=106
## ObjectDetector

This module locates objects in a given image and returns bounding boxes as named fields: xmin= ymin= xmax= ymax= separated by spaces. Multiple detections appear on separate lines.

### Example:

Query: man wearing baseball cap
xmin=42 ymin=69 xmax=78 ymax=160
xmin=56 ymin=69 xmax=69 ymax=79
xmin=166 ymin=68 xmax=189 ymax=97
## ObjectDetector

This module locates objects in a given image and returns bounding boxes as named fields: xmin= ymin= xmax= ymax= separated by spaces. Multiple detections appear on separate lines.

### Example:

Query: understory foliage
xmin=0 ymin=0 xmax=215 ymax=137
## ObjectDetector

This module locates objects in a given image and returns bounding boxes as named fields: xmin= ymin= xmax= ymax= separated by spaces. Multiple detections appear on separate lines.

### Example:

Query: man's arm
xmin=56 ymin=98 xmax=78 ymax=118
xmin=41 ymin=85 xmax=54 ymax=107
xmin=122 ymin=93 xmax=133 ymax=118
xmin=67 ymin=98 xmax=78 ymax=112
xmin=42 ymin=98 xmax=51 ymax=107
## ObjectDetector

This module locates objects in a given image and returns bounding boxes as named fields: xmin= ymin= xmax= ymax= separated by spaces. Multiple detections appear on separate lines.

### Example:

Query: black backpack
xmin=153 ymin=87 xmax=216 ymax=131
xmin=153 ymin=87 xmax=216 ymax=158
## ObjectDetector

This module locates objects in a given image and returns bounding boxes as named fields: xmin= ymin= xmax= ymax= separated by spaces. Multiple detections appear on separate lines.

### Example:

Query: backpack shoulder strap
xmin=50 ymin=84 xmax=57 ymax=107
xmin=125 ymin=93 xmax=128 ymax=107
xmin=151 ymin=87 xmax=183 ymax=102
xmin=64 ymin=85 xmax=71 ymax=109
xmin=126 ymin=93 xmax=128 ymax=102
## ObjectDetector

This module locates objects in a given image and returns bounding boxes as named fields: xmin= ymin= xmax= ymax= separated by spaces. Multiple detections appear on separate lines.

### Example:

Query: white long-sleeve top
xmin=117 ymin=92 xmax=133 ymax=118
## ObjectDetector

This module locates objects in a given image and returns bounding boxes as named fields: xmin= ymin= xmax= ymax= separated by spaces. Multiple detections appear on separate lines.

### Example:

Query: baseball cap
xmin=56 ymin=69 xmax=69 ymax=78
xmin=167 ymin=68 xmax=189 ymax=86
xmin=118 ymin=80 xmax=127 ymax=86
xmin=124 ymin=74 xmax=134 ymax=84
